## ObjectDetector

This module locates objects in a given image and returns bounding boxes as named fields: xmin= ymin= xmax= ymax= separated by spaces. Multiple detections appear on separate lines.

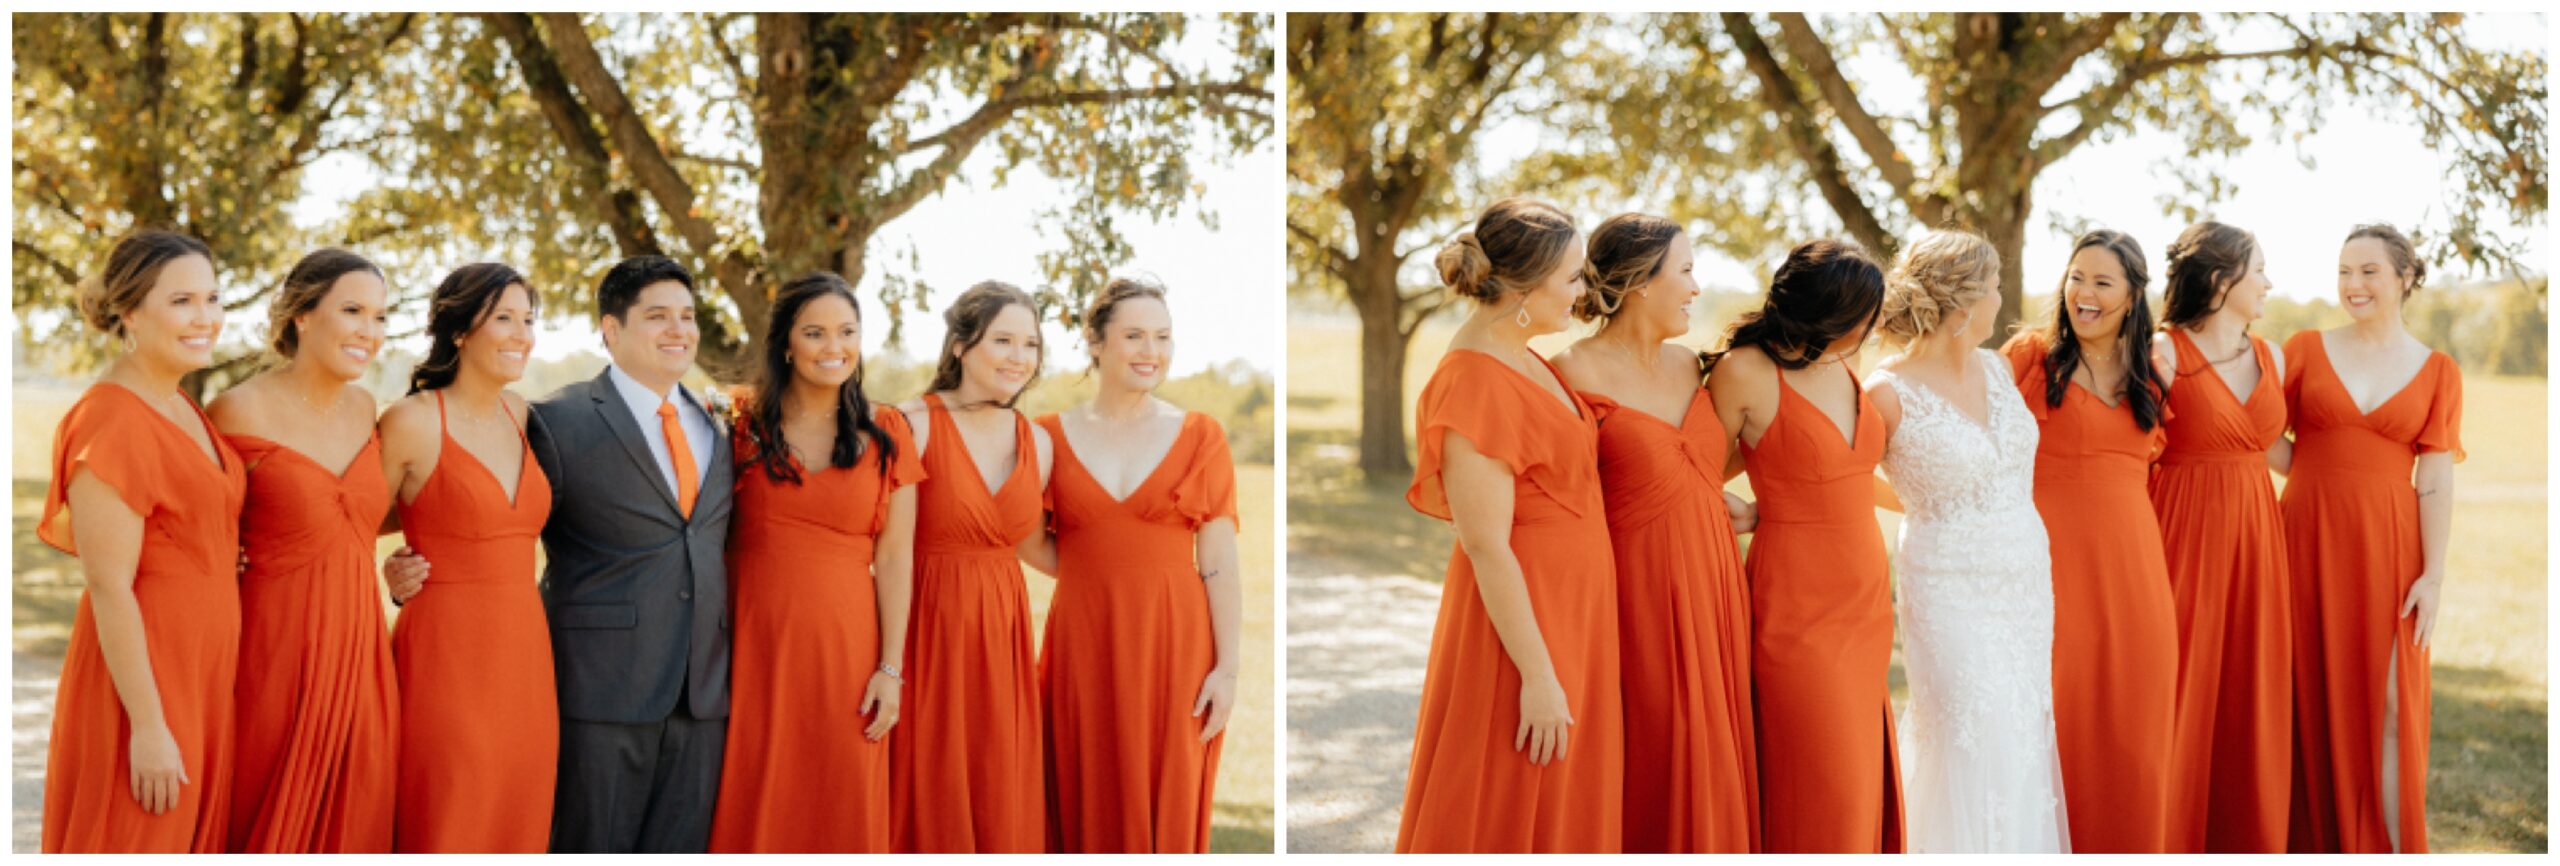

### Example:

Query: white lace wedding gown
xmin=1873 ymin=349 xmax=2070 ymax=853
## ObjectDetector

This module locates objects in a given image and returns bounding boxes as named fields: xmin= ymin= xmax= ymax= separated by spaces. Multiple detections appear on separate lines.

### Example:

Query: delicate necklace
xmin=293 ymin=381 xmax=345 ymax=417
xmin=2206 ymin=336 xmax=2253 ymax=365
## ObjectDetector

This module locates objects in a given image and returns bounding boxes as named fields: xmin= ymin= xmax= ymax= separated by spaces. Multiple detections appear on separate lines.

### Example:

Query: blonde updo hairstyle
xmin=1574 ymin=213 xmax=1683 ymax=322
xmin=1879 ymin=228 xmax=2000 ymax=344
xmin=1437 ymin=197 xmax=1578 ymax=305
xmin=77 ymin=229 xmax=215 ymax=339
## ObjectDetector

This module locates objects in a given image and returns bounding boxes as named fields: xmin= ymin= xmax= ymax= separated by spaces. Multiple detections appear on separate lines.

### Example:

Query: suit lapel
xmin=588 ymin=369 xmax=684 ymax=516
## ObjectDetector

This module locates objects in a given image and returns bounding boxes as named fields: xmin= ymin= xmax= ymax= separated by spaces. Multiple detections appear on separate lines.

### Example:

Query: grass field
xmin=11 ymin=384 xmax=1276 ymax=853
xmin=1287 ymin=312 xmax=2547 ymax=852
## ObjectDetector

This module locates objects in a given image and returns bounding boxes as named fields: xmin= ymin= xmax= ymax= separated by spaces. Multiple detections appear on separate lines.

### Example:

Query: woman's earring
xmin=1515 ymin=303 xmax=1532 ymax=328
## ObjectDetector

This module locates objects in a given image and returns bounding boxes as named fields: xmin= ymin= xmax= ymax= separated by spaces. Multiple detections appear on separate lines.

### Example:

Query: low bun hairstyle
xmin=268 ymin=248 xmax=384 ymax=357
xmin=2345 ymin=223 xmax=2427 ymax=299
xmin=1437 ymin=198 xmax=1578 ymax=304
xmin=2159 ymin=221 xmax=2259 ymax=329
xmin=1702 ymin=238 xmax=1885 ymax=373
xmin=928 ymin=279 xmax=1043 ymax=408
xmin=1575 ymin=213 xmax=1683 ymax=322
xmin=407 ymin=263 xmax=536 ymax=395
xmin=1878 ymin=229 xmax=2000 ymax=343
xmin=1081 ymin=275 xmax=1170 ymax=365
xmin=78 ymin=229 xmax=215 ymax=338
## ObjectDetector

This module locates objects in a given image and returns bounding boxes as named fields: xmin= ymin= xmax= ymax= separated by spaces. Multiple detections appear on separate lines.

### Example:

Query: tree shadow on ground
xmin=1211 ymin=801 xmax=1276 ymax=852
xmin=2428 ymin=664 xmax=2549 ymax=851
xmin=1286 ymin=429 xmax=1451 ymax=583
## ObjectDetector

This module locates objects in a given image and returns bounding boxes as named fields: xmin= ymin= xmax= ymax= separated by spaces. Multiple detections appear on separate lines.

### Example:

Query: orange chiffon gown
xmin=224 ymin=429 xmax=399 ymax=853
xmin=1396 ymin=349 xmax=1623 ymax=853
xmin=1740 ymin=365 xmax=1902 ymax=853
xmin=891 ymin=393 xmax=1046 ymax=852
xmin=390 ymin=392 xmax=558 ymax=852
xmin=711 ymin=406 xmax=925 ymax=853
xmin=2002 ymin=333 xmax=2178 ymax=852
xmin=2152 ymin=329 xmax=2292 ymax=852
xmin=1035 ymin=411 xmax=1237 ymax=853
xmin=2280 ymin=331 xmax=2460 ymax=853
xmin=38 ymin=384 xmax=248 ymax=853
xmin=1584 ymin=386 xmax=1758 ymax=853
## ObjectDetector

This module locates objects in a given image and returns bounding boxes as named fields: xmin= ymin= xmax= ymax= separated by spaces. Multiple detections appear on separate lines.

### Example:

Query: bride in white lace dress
xmin=1865 ymin=230 xmax=2069 ymax=853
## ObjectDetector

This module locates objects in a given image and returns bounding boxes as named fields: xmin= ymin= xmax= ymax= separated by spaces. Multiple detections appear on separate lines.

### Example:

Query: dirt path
xmin=1283 ymin=562 xmax=1438 ymax=853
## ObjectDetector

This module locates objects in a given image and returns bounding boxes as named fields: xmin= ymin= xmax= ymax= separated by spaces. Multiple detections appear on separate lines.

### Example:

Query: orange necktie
xmin=657 ymin=399 xmax=698 ymax=518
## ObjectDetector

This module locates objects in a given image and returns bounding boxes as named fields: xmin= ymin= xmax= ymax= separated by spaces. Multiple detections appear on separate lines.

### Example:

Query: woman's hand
xmin=1514 ymin=672 xmax=1574 ymax=766
xmin=1192 ymin=668 xmax=1238 ymax=743
xmin=382 ymin=546 xmax=428 ymax=605
xmin=2401 ymin=568 xmax=2444 ymax=648
xmin=128 ymin=722 xmax=189 ymax=815
xmin=1724 ymin=491 xmax=1758 ymax=534
xmin=860 ymin=672 xmax=902 ymax=741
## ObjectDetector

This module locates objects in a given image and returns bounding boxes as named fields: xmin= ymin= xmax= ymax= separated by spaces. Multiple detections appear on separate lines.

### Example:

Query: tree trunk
xmin=1351 ymin=255 xmax=1415 ymax=485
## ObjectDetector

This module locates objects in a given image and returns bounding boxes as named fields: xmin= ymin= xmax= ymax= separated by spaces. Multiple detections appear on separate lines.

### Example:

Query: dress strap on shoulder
xmin=434 ymin=390 xmax=448 ymax=433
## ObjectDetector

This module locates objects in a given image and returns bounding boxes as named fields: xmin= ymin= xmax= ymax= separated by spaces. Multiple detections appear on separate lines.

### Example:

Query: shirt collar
xmin=606 ymin=363 xmax=691 ymax=413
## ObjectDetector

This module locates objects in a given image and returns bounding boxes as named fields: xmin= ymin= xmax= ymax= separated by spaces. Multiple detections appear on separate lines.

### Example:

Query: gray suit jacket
xmin=527 ymin=368 xmax=733 ymax=724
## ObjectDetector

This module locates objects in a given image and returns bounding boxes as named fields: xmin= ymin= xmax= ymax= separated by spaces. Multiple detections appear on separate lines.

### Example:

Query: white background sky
xmin=1442 ymin=12 xmax=2547 ymax=313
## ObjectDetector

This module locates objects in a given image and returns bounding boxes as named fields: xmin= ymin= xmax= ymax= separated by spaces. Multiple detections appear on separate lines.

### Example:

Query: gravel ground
xmin=1283 ymin=565 xmax=1438 ymax=853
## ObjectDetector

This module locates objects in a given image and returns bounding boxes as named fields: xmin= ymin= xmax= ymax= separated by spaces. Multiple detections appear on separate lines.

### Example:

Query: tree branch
xmin=483 ymin=12 xmax=664 ymax=257
xmin=707 ymin=13 xmax=757 ymax=102
xmin=1721 ymin=13 xmax=1894 ymax=256
xmin=2017 ymin=12 xmax=2132 ymax=104
xmin=1286 ymin=219 xmax=1356 ymax=281
xmin=897 ymin=80 xmax=1269 ymax=155
xmin=536 ymin=12 xmax=725 ymax=258
xmin=1772 ymin=13 xmax=1947 ymax=224
xmin=14 ymin=239 xmax=82 ymax=286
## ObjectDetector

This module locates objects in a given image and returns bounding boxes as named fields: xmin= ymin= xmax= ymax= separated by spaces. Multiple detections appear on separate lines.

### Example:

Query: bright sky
xmin=280 ymin=16 xmax=1274 ymax=378
xmin=1457 ymin=13 xmax=2546 ymax=311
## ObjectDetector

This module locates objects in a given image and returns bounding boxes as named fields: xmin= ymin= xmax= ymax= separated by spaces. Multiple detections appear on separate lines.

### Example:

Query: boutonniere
xmin=704 ymin=387 xmax=737 ymax=433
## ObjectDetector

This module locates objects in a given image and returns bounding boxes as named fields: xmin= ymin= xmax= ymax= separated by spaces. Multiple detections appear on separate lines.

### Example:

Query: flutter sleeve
xmin=39 ymin=388 xmax=167 ymax=555
xmin=1407 ymin=355 xmax=1535 ymax=522
xmin=1168 ymin=414 xmax=1240 ymax=530
xmin=2414 ymin=353 xmax=2465 ymax=463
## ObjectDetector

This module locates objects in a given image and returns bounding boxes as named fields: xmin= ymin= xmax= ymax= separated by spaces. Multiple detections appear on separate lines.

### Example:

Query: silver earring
xmin=1515 ymin=304 xmax=1532 ymax=328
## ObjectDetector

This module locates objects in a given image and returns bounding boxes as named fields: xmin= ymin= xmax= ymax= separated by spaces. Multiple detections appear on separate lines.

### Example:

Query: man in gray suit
xmin=397 ymin=256 xmax=734 ymax=851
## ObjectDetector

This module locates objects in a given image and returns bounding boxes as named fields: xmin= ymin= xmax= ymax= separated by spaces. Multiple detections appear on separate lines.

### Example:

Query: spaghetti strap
xmin=434 ymin=390 xmax=449 ymax=434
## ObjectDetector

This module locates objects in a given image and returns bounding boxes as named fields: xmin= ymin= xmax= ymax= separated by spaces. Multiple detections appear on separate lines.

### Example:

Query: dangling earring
xmin=1514 ymin=302 xmax=1532 ymax=328
xmin=117 ymin=326 xmax=136 ymax=353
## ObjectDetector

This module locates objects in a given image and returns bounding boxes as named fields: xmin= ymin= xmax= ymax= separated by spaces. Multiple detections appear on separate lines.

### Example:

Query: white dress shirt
xmin=606 ymin=364 xmax=718 ymax=497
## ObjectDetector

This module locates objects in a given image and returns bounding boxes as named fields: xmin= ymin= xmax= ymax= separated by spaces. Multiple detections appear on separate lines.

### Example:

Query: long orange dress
xmin=2152 ymin=329 xmax=2292 ymax=852
xmin=711 ymin=405 xmax=925 ymax=853
xmin=2001 ymin=332 xmax=2178 ymax=852
xmin=1740 ymin=365 xmax=1902 ymax=853
xmin=1035 ymin=411 xmax=1237 ymax=853
xmin=390 ymin=392 xmax=558 ymax=852
xmin=1584 ymin=386 xmax=1758 ymax=853
xmin=1396 ymin=349 xmax=1623 ymax=853
xmin=892 ymin=393 xmax=1046 ymax=852
xmin=2280 ymin=330 xmax=2459 ymax=853
xmin=38 ymin=383 xmax=248 ymax=853
xmin=223 ymin=430 xmax=399 ymax=853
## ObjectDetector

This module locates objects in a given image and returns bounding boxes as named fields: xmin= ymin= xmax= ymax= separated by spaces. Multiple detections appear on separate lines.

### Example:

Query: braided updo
xmin=1574 ymin=213 xmax=1683 ymax=322
xmin=1878 ymin=229 xmax=1999 ymax=343
xmin=1437 ymin=198 xmax=1578 ymax=304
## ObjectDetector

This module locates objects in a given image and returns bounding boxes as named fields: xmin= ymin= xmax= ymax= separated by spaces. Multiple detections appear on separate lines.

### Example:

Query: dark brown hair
xmin=928 ymin=280 xmax=1043 ymax=408
xmin=2159 ymin=221 xmax=2259 ymax=329
xmin=408 ymin=263 xmax=538 ymax=395
xmin=1702 ymin=238 xmax=1885 ymax=373
xmin=1574 ymin=213 xmax=1682 ymax=322
xmin=1437 ymin=198 xmax=1579 ymax=304
xmin=2034 ymin=229 xmax=2165 ymax=431
xmin=743 ymin=272 xmax=896 ymax=483
xmin=2345 ymin=223 xmax=2428 ymax=299
xmin=1081 ymin=275 xmax=1170 ymax=365
xmin=269 ymin=248 xmax=384 ymax=357
xmin=78 ymin=229 xmax=215 ymax=337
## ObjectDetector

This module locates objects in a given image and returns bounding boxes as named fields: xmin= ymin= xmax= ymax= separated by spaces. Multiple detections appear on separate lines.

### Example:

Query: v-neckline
xmin=930 ymin=394 xmax=1023 ymax=501
xmin=1889 ymin=353 xmax=1997 ymax=436
xmin=1594 ymin=386 xmax=1705 ymax=433
xmin=102 ymin=381 xmax=229 ymax=474
xmin=445 ymin=432 xmax=532 ymax=510
xmin=2315 ymin=331 xmax=2432 ymax=419
xmin=1055 ymin=413 xmax=1188 ymax=506
xmin=1454 ymin=348 xmax=1585 ymax=422
xmin=236 ymin=432 xmax=378 ymax=481
xmin=2178 ymin=329 xmax=2267 ymax=409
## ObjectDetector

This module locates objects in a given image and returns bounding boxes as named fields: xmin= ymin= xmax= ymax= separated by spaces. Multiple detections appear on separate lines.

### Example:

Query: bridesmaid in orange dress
xmin=1703 ymin=238 xmax=1899 ymax=853
xmin=892 ymin=280 xmax=1055 ymax=852
xmin=2150 ymin=221 xmax=2292 ymax=853
xmin=1552 ymin=214 xmax=1758 ymax=853
xmin=2000 ymin=229 xmax=2179 ymax=852
xmin=375 ymin=263 xmax=558 ymax=851
xmin=1396 ymin=199 xmax=1622 ymax=853
xmin=39 ymin=231 xmax=246 ymax=852
xmin=1026 ymin=278 xmax=1244 ymax=852
xmin=2274 ymin=224 xmax=2459 ymax=853
xmin=710 ymin=273 xmax=924 ymax=852
xmin=208 ymin=248 xmax=399 ymax=853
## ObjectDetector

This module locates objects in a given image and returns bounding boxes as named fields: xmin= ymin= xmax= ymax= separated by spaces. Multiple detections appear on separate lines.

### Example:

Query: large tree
xmin=13 ymin=12 xmax=1271 ymax=386
xmin=1573 ymin=12 xmax=2547 ymax=338
xmin=1285 ymin=12 xmax=1575 ymax=482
